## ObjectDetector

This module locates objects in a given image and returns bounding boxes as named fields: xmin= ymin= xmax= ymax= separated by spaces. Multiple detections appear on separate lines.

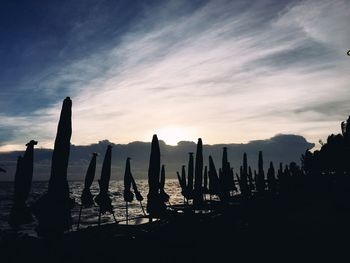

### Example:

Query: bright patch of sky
xmin=0 ymin=0 xmax=349 ymax=151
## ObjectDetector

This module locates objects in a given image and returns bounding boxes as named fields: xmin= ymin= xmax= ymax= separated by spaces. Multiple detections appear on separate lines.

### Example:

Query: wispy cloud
xmin=0 ymin=0 xmax=349 ymax=151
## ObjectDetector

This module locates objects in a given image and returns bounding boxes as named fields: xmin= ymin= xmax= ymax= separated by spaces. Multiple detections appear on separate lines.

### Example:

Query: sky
xmin=0 ymin=0 xmax=349 ymax=151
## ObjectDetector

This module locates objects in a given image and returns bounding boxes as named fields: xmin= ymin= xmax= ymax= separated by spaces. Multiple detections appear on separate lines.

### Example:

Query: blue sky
xmin=0 ymin=0 xmax=349 ymax=151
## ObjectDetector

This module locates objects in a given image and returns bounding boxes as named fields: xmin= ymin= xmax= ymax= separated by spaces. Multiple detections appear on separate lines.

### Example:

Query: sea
xmin=0 ymin=179 xmax=183 ymax=237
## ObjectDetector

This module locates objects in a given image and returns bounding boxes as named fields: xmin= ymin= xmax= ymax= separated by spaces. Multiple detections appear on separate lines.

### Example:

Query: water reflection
xmin=0 ymin=179 xmax=182 ymax=236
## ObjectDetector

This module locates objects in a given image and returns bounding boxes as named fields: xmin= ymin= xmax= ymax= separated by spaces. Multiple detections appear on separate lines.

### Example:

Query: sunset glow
xmin=157 ymin=127 xmax=196 ymax=146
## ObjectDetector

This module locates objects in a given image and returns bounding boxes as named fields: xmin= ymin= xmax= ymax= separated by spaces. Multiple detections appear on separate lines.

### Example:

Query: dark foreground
xmin=1 ymin=193 xmax=350 ymax=263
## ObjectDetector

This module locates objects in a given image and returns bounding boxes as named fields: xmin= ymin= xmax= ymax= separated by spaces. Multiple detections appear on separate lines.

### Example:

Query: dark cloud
xmin=294 ymin=100 xmax=350 ymax=119
xmin=0 ymin=134 xmax=314 ymax=181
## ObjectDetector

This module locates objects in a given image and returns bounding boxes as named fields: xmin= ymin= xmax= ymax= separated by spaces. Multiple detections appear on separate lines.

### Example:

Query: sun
xmin=157 ymin=127 xmax=194 ymax=146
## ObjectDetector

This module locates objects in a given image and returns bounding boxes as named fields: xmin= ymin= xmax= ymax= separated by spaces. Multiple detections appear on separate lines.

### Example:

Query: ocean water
xmin=0 ymin=179 xmax=183 ymax=236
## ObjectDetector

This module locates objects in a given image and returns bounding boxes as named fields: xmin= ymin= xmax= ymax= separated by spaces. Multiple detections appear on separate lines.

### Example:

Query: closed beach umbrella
xmin=159 ymin=165 xmax=170 ymax=202
xmin=203 ymin=166 xmax=208 ymax=194
xmin=131 ymin=176 xmax=143 ymax=202
xmin=123 ymin=157 xmax=134 ymax=202
xmin=147 ymin=135 xmax=166 ymax=217
xmin=131 ymin=175 xmax=146 ymax=216
xmin=187 ymin=152 xmax=194 ymax=199
xmin=194 ymin=138 xmax=203 ymax=205
xmin=177 ymin=165 xmax=187 ymax=199
xmin=32 ymin=97 xmax=74 ymax=237
xmin=208 ymin=156 xmax=220 ymax=196
xmin=181 ymin=165 xmax=187 ymax=192
xmin=81 ymin=153 xmax=98 ymax=207
xmin=95 ymin=145 xmax=113 ymax=214
xmin=9 ymin=140 xmax=38 ymax=227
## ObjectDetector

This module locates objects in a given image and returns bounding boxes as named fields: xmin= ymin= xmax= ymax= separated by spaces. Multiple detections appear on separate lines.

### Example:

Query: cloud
xmin=0 ymin=0 xmax=349 ymax=151
xmin=275 ymin=0 xmax=350 ymax=51
xmin=0 ymin=134 xmax=314 ymax=181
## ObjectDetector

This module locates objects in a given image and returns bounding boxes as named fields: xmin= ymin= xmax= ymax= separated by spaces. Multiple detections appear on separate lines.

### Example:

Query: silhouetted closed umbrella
xmin=194 ymin=138 xmax=203 ymax=205
xmin=240 ymin=153 xmax=249 ymax=197
xmin=77 ymin=152 xmax=98 ymax=229
xmin=176 ymin=171 xmax=186 ymax=204
xmin=124 ymin=157 xmax=134 ymax=202
xmin=147 ymin=134 xmax=166 ymax=218
xmin=267 ymin=162 xmax=276 ymax=193
xmin=81 ymin=153 xmax=98 ymax=207
xmin=203 ymin=166 xmax=209 ymax=199
xmin=131 ymin=176 xmax=143 ymax=202
xmin=256 ymin=151 xmax=265 ymax=193
xmin=131 ymin=175 xmax=146 ymax=216
xmin=123 ymin=157 xmax=134 ymax=224
xmin=32 ymin=97 xmax=74 ymax=237
xmin=220 ymin=147 xmax=232 ymax=200
xmin=95 ymin=145 xmax=115 ymax=225
xmin=9 ymin=140 xmax=38 ymax=227
xmin=159 ymin=165 xmax=170 ymax=203
xmin=208 ymin=156 xmax=220 ymax=197
xmin=181 ymin=165 xmax=187 ymax=193
xmin=177 ymin=165 xmax=187 ymax=204
xmin=176 ymin=171 xmax=184 ymax=191
xmin=187 ymin=152 xmax=194 ymax=200
xmin=9 ymin=156 xmax=24 ymax=227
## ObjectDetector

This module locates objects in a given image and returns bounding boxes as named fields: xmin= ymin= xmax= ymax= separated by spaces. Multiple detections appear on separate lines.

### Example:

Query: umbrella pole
xmin=126 ymin=202 xmax=128 ymax=225
xmin=98 ymin=208 xmax=101 ymax=226
xmin=77 ymin=204 xmax=83 ymax=230
xmin=112 ymin=212 xmax=118 ymax=224
xmin=139 ymin=201 xmax=146 ymax=216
